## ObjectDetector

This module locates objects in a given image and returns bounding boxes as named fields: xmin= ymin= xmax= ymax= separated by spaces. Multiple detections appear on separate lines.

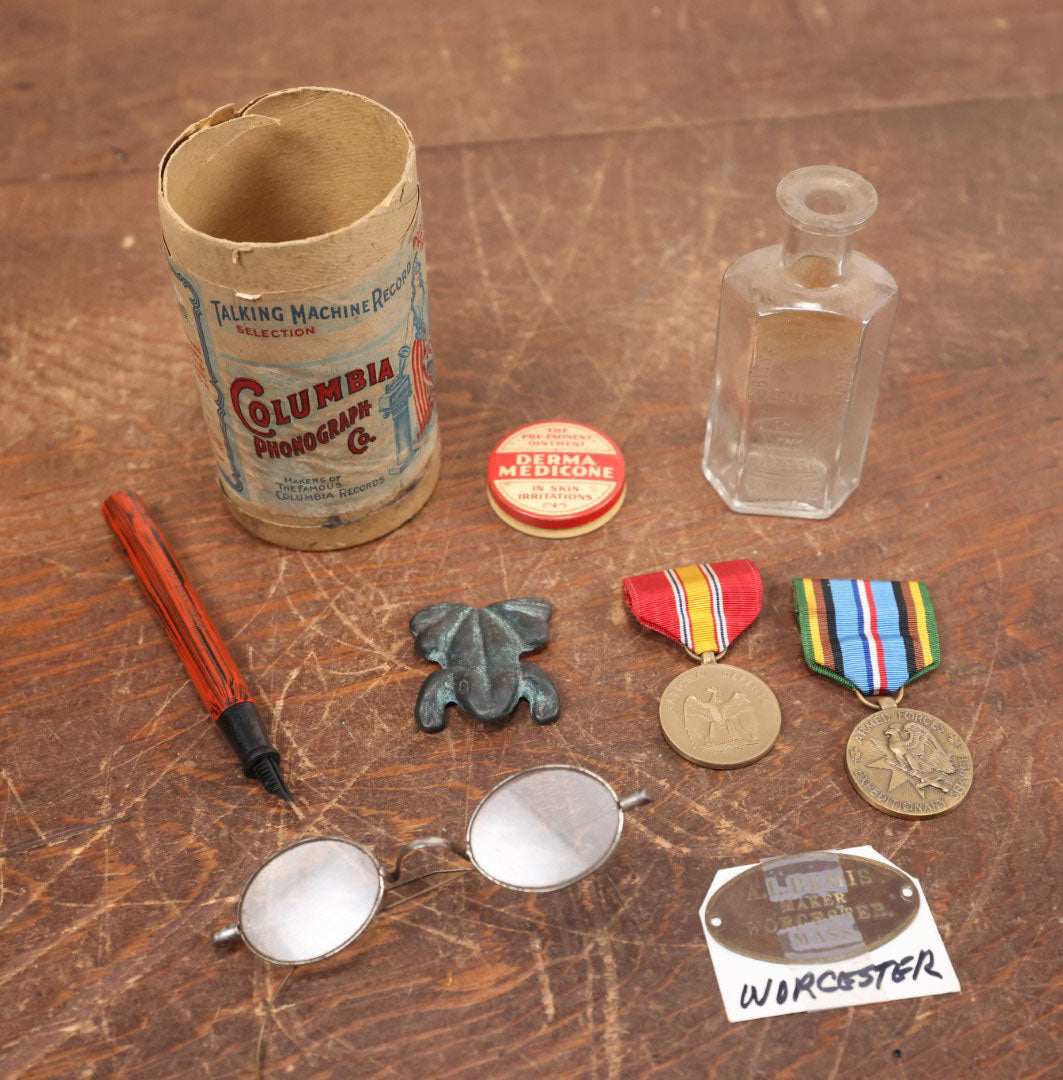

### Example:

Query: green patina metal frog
xmin=409 ymin=598 xmax=561 ymax=731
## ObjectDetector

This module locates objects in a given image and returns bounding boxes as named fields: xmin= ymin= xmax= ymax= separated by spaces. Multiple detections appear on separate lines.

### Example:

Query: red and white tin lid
xmin=486 ymin=420 xmax=626 ymax=538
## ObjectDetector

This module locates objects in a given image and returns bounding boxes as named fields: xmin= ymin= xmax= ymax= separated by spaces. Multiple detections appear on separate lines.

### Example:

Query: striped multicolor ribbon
xmin=624 ymin=559 xmax=763 ymax=655
xmin=793 ymin=578 xmax=940 ymax=696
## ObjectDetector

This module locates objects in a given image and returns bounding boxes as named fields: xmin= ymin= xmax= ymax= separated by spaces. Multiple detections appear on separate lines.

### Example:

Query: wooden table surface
xmin=2 ymin=2 xmax=1060 ymax=1077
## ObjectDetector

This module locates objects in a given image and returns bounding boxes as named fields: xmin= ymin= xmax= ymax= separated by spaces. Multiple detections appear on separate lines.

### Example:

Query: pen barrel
xmin=102 ymin=490 xmax=253 ymax=719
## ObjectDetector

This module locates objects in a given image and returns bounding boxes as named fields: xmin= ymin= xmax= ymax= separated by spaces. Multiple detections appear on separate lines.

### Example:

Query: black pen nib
xmin=251 ymin=756 xmax=293 ymax=802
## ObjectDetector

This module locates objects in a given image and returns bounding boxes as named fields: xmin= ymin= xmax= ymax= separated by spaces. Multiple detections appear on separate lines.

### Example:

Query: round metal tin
xmin=486 ymin=420 xmax=626 ymax=537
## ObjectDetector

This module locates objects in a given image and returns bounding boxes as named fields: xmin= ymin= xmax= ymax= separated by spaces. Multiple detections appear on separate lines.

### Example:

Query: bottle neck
xmin=782 ymin=225 xmax=854 ymax=286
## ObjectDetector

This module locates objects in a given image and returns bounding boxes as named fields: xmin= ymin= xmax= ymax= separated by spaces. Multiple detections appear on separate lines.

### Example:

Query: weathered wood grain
xmin=4 ymin=0 xmax=1061 ymax=187
xmin=0 ymin=2 xmax=1060 ymax=1078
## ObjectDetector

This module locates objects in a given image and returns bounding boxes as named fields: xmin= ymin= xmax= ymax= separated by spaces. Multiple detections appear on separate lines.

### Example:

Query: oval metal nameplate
xmin=704 ymin=852 xmax=920 ymax=965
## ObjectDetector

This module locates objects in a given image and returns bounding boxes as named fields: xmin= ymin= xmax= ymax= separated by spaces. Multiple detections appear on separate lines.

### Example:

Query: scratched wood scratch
xmin=0 ymin=1 xmax=1061 ymax=1078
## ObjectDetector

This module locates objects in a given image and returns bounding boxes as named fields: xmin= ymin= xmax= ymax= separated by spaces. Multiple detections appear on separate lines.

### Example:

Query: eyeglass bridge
xmin=387 ymin=836 xmax=471 ymax=885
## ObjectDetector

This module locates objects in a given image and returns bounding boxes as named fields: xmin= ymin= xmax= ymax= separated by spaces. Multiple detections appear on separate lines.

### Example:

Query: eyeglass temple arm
xmin=386 ymin=836 xmax=471 ymax=885
xmin=212 ymin=925 xmax=241 ymax=948
xmin=619 ymin=789 xmax=652 ymax=812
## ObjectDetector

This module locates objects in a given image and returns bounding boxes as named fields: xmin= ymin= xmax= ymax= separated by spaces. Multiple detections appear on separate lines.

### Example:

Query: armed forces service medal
xmin=624 ymin=560 xmax=780 ymax=768
xmin=794 ymin=578 xmax=972 ymax=819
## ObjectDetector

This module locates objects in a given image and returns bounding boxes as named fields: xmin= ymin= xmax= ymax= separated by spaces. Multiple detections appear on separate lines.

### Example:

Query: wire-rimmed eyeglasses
xmin=212 ymin=764 xmax=652 ymax=966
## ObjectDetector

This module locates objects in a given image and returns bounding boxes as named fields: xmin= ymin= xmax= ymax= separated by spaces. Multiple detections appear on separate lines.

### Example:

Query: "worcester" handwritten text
xmin=740 ymin=948 xmax=944 ymax=1010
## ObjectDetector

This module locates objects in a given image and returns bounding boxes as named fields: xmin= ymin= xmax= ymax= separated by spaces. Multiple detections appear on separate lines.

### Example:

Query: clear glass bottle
xmin=702 ymin=166 xmax=898 ymax=519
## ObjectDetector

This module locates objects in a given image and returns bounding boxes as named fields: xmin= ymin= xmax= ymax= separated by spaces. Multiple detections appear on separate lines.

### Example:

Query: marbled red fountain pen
xmin=102 ymin=490 xmax=292 ymax=802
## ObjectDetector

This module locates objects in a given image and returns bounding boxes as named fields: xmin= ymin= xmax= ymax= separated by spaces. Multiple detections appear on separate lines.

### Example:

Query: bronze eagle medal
xmin=845 ymin=704 xmax=972 ymax=818
xmin=658 ymin=658 xmax=781 ymax=768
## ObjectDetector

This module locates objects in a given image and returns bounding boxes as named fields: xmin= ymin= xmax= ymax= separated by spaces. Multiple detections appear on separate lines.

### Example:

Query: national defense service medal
xmin=659 ymin=655 xmax=781 ymax=768
xmin=624 ymin=560 xmax=781 ymax=770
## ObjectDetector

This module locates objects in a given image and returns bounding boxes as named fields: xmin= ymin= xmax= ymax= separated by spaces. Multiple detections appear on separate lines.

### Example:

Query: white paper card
xmin=699 ymin=846 xmax=960 ymax=1022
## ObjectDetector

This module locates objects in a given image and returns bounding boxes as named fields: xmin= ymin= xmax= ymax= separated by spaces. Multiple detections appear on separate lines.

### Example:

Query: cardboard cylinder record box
xmin=158 ymin=88 xmax=440 ymax=550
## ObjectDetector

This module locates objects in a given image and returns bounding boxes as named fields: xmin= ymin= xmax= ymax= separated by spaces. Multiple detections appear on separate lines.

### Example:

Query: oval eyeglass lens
xmin=238 ymin=838 xmax=383 ymax=964
xmin=468 ymin=767 xmax=622 ymax=891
